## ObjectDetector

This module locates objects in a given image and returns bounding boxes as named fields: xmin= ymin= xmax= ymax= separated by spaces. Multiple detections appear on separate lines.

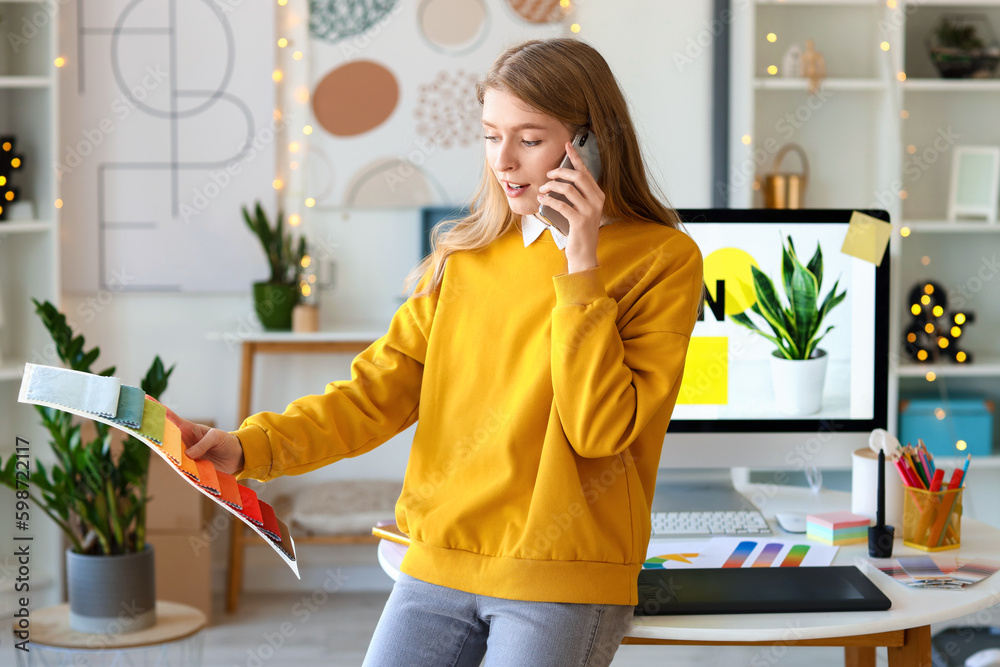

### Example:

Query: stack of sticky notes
xmin=18 ymin=363 xmax=298 ymax=575
xmin=805 ymin=511 xmax=871 ymax=545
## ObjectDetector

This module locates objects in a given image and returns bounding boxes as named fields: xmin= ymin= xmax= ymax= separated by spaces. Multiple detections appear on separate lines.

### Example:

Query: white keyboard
xmin=651 ymin=510 xmax=772 ymax=537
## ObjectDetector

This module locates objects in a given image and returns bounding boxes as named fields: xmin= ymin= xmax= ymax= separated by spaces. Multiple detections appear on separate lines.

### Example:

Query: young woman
xmin=171 ymin=37 xmax=703 ymax=667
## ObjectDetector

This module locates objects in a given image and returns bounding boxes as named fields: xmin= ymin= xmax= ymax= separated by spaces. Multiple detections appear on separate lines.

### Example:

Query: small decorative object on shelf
xmin=902 ymin=281 xmax=975 ymax=364
xmin=927 ymin=14 xmax=1000 ymax=79
xmin=781 ymin=43 xmax=802 ymax=78
xmin=801 ymin=39 xmax=827 ymax=94
xmin=947 ymin=145 xmax=1000 ymax=223
xmin=0 ymin=135 xmax=25 ymax=222
xmin=292 ymin=245 xmax=320 ymax=333
xmin=760 ymin=143 xmax=809 ymax=209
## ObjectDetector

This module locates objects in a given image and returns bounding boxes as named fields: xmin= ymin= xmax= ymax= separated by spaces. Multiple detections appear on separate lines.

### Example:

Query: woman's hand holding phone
xmin=538 ymin=140 xmax=605 ymax=272
xmin=164 ymin=405 xmax=246 ymax=475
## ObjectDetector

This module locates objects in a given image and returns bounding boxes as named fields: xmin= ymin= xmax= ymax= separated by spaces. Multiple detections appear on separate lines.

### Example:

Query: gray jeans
xmin=362 ymin=572 xmax=635 ymax=667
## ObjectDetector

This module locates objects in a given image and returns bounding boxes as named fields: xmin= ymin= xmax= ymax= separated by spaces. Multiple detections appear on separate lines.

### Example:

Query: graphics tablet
xmin=635 ymin=565 xmax=891 ymax=615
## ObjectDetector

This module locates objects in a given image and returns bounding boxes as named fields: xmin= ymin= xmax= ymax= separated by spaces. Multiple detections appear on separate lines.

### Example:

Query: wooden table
xmin=14 ymin=601 xmax=206 ymax=666
xmin=221 ymin=330 xmax=383 ymax=613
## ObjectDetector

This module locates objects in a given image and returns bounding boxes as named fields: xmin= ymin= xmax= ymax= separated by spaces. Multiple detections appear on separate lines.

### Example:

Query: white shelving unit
xmin=0 ymin=0 xmax=62 ymax=609
xmin=729 ymin=2 xmax=1000 ymax=511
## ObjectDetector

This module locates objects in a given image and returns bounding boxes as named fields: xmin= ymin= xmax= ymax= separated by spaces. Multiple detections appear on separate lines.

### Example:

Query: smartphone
xmin=537 ymin=131 xmax=603 ymax=236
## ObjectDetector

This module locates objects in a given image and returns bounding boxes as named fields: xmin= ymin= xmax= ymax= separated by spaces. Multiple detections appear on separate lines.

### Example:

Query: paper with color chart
xmin=871 ymin=556 xmax=1000 ymax=589
xmin=18 ymin=363 xmax=298 ymax=577
xmin=644 ymin=537 xmax=838 ymax=569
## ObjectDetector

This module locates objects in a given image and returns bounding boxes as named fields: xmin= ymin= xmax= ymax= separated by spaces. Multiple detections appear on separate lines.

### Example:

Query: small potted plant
xmin=928 ymin=15 xmax=1000 ymax=79
xmin=243 ymin=201 xmax=308 ymax=330
xmin=731 ymin=236 xmax=847 ymax=416
xmin=0 ymin=300 xmax=174 ymax=632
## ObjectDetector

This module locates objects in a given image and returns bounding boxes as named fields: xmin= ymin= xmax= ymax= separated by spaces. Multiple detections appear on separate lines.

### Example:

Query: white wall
xmin=58 ymin=0 xmax=715 ymax=590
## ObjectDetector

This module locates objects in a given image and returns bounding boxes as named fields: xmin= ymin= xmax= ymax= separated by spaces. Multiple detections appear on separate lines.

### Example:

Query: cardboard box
xmin=147 ymin=532 xmax=213 ymax=623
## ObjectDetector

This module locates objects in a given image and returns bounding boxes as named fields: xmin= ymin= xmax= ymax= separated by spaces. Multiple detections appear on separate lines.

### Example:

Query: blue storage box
xmin=898 ymin=397 xmax=994 ymax=458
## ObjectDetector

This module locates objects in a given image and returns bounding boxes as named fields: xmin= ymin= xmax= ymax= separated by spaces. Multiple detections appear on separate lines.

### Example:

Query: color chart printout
xmin=644 ymin=537 xmax=838 ymax=569
xmin=18 ymin=363 xmax=299 ymax=577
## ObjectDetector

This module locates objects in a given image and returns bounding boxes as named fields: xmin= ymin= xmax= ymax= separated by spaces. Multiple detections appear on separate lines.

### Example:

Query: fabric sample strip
xmin=216 ymin=471 xmax=243 ymax=510
xmin=258 ymin=500 xmax=281 ymax=542
xmin=22 ymin=363 xmax=121 ymax=419
xmin=276 ymin=519 xmax=296 ymax=561
xmin=237 ymin=485 xmax=264 ymax=527
xmin=178 ymin=449 xmax=200 ymax=482
xmin=111 ymin=384 xmax=145 ymax=429
xmin=161 ymin=420 xmax=183 ymax=463
xmin=194 ymin=459 xmax=221 ymax=496
xmin=139 ymin=398 xmax=166 ymax=444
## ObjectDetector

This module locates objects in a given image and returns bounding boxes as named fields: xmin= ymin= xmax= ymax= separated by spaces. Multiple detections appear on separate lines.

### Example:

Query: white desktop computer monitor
xmin=662 ymin=209 xmax=891 ymax=471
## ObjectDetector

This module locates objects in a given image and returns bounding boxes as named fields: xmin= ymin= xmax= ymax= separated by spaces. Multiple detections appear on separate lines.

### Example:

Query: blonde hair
xmin=404 ymin=37 xmax=681 ymax=298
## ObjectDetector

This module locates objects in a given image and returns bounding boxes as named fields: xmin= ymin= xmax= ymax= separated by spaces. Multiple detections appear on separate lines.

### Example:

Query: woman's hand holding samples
xmin=18 ymin=363 xmax=298 ymax=575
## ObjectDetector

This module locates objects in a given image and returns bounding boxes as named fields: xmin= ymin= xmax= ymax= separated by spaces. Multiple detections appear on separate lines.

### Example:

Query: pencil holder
xmin=902 ymin=486 xmax=963 ymax=551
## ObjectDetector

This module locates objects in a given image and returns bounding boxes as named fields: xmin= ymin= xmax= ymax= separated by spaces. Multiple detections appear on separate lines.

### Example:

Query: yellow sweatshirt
xmin=233 ymin=218 xmax=703 ymax=605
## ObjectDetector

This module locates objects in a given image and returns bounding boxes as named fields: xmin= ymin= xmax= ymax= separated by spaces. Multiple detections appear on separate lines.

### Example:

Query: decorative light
xmin=278 ymin=38 xmax=288 ymax=48
xmin=921 ymin=295 xmax=931 ymax=305
xmin=900 ymin=226 xmax=911 ymax=237
xmin=54 ymin=198 xmax=63 ymax=208
xmin=932 ymin=305 xmax=944 ymax=317
xmin=289 ymin=214 xmax=301 ymax=226
xmin=303 ymin=125 xmax=313 ymax=135
xmin=293 ymin=51 xmax=303 ymax=61
xmin=921 ymin=256 xmax=931 ymax=266
xmin=742 ymin=135 xmax=752 ymax=145
xmin=11 ymin=157 xmax=21 ymax=168
xmin=295 ymin=87 xmax=310 ymax=104
xmin=767 ymin=33 xmax=777 ymax=43
xmin=897 ymin=71 xmax=907 ymax=81
xmin=308 ymin=274 xmax=316 ymax=283
xmin=901 ymin=110 xmax=909 ymax=119
xmin=956 ymin=440 xmax=968 ymax=451
xmin=301 ymin=255 xmax=311 ymax=268
xmin=301 ymin=283 xmax=311 ymax=297
xmin=910 ymin=304 xmax=921 ymax=316
xmin=956 ymin=351 xmax=967 ymax=362
xmin=54 ymin=57 xmax=66 ymax=67
xmin=887 ymin=0 xmax=897 ymax=7
xmin=272 ymin=70 xmax=283 ymax=82
xmin=926 ymin=371 xmax=936 ymax=382
xmin=951 ymin=326 xmax=962 ymax=337
xmin=767 ymin=65 xmax=778 ymax=75
xmin=560 ymin=0 xmax=571 ymax=7
xmin=880 ymin=42 xmax=890 ymax=51
xmin=955 ymin=313 xmax=966 ymax=324
xmin=289 ymin=142 xmax=300 ymax=153
xmin=272 ymin=179 xmax=283 ymax=190
xmin=277 ymin=0 xmax=287 ymax=5
xmin=4 ymin=191 xmax=13 ymax=201
xmin=935 ymin=408 xmax=946 ymax=420
xmin=305 ymin=197 xmax=316 ymax=207
xmin=917 ymin=350 xmax=929 ymax=361
xmin=907 ymin=145 xmax=917 ymax=154
xmin=570 ymin=23 xmax=581 ymax=33
xmin=899 ymin=190 xmax=908 ymax=199
xmin=925 ymin=284 xmax=934 ymax=295
xmin=924 ymin=323 xmax=935 ymax=334
xmin=938 ymin=337 xmax=949 ymax=349
xmin=907 ymin=332 xmax=917 ymax=343
xmin=0 ymin=176 xmax=5 ymax=186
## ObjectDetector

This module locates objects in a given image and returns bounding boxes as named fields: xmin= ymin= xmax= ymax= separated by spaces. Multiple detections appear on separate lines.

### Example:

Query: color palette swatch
xmin=644 ymin=537 xmax=837 ymax=570
xmin=18 ymin=363 xmax=298 ymax=577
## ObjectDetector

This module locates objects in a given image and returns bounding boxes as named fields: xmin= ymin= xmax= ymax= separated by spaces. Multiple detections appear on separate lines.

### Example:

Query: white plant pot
xmin=769 ymin=348 xmax=828 ymax=416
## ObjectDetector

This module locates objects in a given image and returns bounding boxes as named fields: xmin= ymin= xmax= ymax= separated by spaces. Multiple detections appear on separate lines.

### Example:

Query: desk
xmin=375 ymin=485 xmax=1000 ymax=667
xmin=13 ymin=601 xmax=206 ymax=666
xmin=218 ymin=330 xmax=383 ymax=613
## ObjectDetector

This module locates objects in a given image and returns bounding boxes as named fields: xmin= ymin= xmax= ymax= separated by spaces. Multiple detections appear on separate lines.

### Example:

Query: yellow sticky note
xmin=677 ymin=337 xmax=728 ymax=405
xmin=841 ymin=211 xmax=892 ymax=266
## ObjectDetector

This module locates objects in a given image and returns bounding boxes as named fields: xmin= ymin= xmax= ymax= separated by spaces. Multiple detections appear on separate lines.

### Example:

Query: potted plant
xmin=0 ymin=299 xmax=174 ymax=632
xmin=731 ymin=236 xmax=846 ymax=416
xmin=243 ymin=200 xmax=308 ymax=330
xmin=927 ymin=15 xmax=1000 ymax=79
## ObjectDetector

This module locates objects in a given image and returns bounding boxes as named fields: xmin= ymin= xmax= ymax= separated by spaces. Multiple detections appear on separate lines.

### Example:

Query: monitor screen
xmin=663 ymin=209 xmax=890 ymax=469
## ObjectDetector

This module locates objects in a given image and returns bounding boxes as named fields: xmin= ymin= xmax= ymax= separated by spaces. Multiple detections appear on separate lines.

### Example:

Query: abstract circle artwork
xmin=312 ymin=61 xmax=399 ymax=137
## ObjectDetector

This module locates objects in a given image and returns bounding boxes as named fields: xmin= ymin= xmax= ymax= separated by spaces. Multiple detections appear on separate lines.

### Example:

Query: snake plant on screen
xmin=731 ymin=236 xmax=847 ymax=360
